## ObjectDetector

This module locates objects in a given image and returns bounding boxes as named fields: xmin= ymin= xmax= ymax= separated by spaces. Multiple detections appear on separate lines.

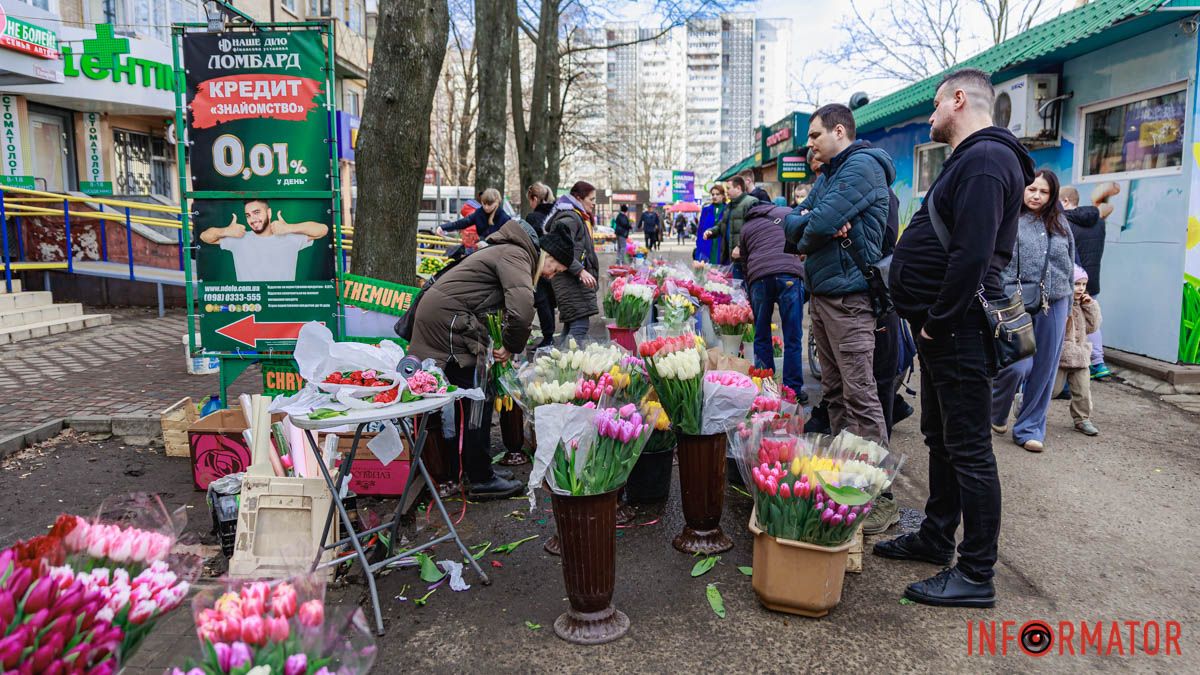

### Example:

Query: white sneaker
xmin=991 ymin=423 xmax=1008 ymax=435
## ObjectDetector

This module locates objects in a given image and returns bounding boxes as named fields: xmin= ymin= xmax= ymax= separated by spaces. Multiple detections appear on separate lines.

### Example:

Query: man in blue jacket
xmin=784 ymin=103 xmax=893 ymax=444
xmin=614 ymin=205 xmax=632 ymax=262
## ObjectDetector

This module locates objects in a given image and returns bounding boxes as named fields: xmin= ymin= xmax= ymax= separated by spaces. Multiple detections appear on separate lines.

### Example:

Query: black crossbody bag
xmin=925 ymin=190 xmax=1036 ymax=369
xmin=840 ymin=236 xmax=894 ymax=324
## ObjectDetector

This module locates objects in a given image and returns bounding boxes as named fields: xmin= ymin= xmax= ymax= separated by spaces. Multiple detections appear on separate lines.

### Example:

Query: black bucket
xmin=625 ymin=448 xmax=674 ymax=504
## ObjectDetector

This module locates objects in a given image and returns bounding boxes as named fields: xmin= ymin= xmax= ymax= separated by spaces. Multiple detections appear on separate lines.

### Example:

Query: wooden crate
xmin=846 ymin=529 xmax=864 ymax=574
xmin=161 ymin=397 xmax=197 ymax=458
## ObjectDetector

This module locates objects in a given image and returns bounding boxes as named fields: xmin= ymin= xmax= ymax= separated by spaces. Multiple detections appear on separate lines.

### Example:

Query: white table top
xmin=287 ymin=395 xmax=452 ymax=430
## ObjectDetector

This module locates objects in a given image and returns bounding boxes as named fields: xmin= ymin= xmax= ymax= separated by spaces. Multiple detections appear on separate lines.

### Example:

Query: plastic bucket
xmin=183 ymin=335 xmax=220 ymax=375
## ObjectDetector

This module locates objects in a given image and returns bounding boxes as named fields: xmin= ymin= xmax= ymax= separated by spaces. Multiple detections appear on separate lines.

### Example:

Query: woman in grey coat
xmin=991 ymin=169 xmax=1076 ymax=453
xmin=545 ymin=181 xmax=600 ymax=341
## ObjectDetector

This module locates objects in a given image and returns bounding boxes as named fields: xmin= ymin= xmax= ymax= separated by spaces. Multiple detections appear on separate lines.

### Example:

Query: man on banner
xmin=200 ymin=198 xmax=329 ymax=282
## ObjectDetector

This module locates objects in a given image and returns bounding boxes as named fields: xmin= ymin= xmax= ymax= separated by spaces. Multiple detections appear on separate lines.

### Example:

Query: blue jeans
xmin=750 ymin=274 xmax=804 ymax=392
xmin=991 ymin=295 xmax=1070 ymax=444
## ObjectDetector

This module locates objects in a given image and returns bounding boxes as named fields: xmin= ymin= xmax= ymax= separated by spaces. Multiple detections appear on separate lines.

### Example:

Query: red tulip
xmin=267 ymin=615 xmax=290 ymax=642
xmin=218 ymin=617 xmax=242 ymax=644
xmin=297 ymin=599 xmax=324 ymax=628
xmin=0 ymin=589 xmax=14 ymax=626
xmin=240 ymin=615 xmax=266 ymax=645
xmin=779 ymin=482 xmax=791 ymax=499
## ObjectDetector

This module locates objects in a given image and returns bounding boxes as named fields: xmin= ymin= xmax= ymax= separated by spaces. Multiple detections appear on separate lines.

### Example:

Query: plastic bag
xmin=700 ymin=370 xmax=758 ymax=435
xmin=293 ymin=321 xmax=406 ymax=386
xmin=526 ymin=403 xmax=598 ymax=510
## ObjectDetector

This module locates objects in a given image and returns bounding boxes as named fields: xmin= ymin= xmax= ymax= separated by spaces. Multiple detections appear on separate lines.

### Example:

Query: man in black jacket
xmin=880 ymin=68 xmax=1035 ymax=608
xmin=615 ymin=205 xmax=632 ymax=262
xmin=639 ymin=206 xmax=661 ymax=251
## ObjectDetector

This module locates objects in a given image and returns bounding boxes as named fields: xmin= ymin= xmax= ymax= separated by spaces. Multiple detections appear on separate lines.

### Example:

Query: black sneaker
xmin=872 ymin=532 xmax=953 ymax=566
xmin=904 ymin=567 xmax=996 ymax=608
xmin=466 ymin=475 xmax=523 ymax=500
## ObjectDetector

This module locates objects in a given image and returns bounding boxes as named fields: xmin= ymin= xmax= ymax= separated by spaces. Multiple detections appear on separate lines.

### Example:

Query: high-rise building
xmin=720 ymin=13 xmax=755 ymax=172
xmin=754 ymin=18 xmax=792 ymax=129
xmin=686 ymin=17 xmax=723 ymax=187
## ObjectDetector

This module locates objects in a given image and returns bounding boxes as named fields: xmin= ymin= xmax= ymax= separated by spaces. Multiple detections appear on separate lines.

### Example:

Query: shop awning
xmin=716 ymin=153 xmax=757 ymax=182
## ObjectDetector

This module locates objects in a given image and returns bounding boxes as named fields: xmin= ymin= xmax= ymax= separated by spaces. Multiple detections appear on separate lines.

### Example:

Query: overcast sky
xmin=750 ymin=0 xmax=1079 ymax=108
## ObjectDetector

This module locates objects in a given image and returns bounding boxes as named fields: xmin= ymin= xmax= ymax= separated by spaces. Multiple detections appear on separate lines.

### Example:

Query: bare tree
xmin=787 ymin=61 xmax=842 ymax=111
xmin=976 ymin=0 xmax=1053 ymax=45
xmin=429 ymin=8 xmax=477 ymax=186
xmin=606 ymin=81 xmax=686 ymax=189
xmin=356 ymin=0 xmax=449 ymax=285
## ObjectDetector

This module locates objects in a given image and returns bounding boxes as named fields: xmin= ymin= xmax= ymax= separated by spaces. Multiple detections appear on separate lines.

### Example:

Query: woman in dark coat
xmin=545 ymin=181 xmax=600 ymax=342
xmin=524 ymin=182 xmax=557 ymax=349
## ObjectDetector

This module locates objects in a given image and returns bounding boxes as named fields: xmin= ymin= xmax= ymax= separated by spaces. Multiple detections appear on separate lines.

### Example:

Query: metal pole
xmin=177 ymin=223 xmax=184 ymax=271
xmin=99 ymin=219 xmax=108 ymax=262
xmin=2 ymin=197 xmax=11 ymax=294
xmin=325 ymin=20 xmax=345 ymax=340
xmin=125 ymin=207 xmax=135 ymax=281
xmin=62 ymin=199 xmax=73 ymax=274
xmin=157 ymin=282 xmax=165 ymax=318
xmin=173 ymin=25 xmax=198 ymax=356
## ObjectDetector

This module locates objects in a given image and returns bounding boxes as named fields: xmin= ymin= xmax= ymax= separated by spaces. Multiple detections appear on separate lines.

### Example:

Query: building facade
xmin=753 ymin=18 xmax=792 ymax=129
xmin=719 ymin=13 xmax=754 ymax=172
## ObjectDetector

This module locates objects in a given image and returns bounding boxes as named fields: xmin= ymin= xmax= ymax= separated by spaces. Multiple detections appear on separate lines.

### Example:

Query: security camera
xmin=1181 ymin=18 xmax=1198 ymax=36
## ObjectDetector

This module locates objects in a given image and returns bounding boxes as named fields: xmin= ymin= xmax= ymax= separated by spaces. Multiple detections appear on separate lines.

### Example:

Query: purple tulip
xmin=831 ymin=513 xmax=844 ymax=526
xmin=861 ymin=503 xmax=872 ymax=516
xmin=822 ymin=508 xmax=835 ymax=523
xmin=285 ymin=653 xmax=308 ymax=675
xmin=0 ymin=636 xmax=24 ymax=670
xmin=0 ymin=548 xmax=12 ymax=572
xmin=0 ymin=589 xmax=14 ymax=626
xmin=214 ymin=643 xmax=232 ymax=671
xmin=25 ymin=608 xmax=51 ymax=631
xmin=229 ymin=641 xmax=253 ymax=669
xmin=22 ymin=576 xmax=56 ymax=614
xmin=814 ymin=501 xmax=824 ymax=513
xmin=44 ymin=614 xmax=75 ymax=646
xmin=631 ymin=412 xmax=643 ymax=429
xmin=7 ymin=567 xmax=32 ymax=602
xmin=30 ymin=633 xmax=64 ymax=671
xmin=847 ymin=512 xmax=857 ymax=525
xmin=619 ymin=403 xmax=637 ymax=418
xmin=849 ymin=505 xmax=861 ymax=516
xmin=837 ymin=504 xmax=849 ymax=517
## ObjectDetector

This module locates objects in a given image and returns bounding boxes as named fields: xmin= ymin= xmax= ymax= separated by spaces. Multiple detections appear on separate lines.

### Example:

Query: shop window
xmin=19 ymin=0 xmax=52 ymax=10
xmin=281 ymin=0 xmax=298 ymax=13
xmin=344 ymin=91 xmax=361 ymax=116
xmin=914 ymin=142 xmax=950 ymax=197
xmin=113 ymin=129 xmax=174 ymax=197
xmin=1079 ymin=83 xmax=1185 ymax=182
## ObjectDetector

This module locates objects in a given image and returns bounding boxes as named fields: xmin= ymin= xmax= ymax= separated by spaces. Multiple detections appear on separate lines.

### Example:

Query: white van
xmin=418 ymin=185 xmax=518 ymax=234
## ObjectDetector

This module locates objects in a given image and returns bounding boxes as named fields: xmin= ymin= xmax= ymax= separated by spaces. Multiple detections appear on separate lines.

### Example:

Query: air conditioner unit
xmin=993 ymin=74 xmax=1059 ymax=140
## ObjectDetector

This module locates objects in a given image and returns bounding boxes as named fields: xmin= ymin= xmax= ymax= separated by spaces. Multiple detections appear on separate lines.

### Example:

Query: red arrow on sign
xmin=215 ymin=315 xmax=322 ymax=348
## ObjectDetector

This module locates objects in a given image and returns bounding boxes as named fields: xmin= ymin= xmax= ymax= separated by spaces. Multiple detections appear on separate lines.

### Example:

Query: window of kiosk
xmin=914 ymin=142 xmax=950 ymax=197
xmin=1078 ymin=83 xmax=1185 ymax=183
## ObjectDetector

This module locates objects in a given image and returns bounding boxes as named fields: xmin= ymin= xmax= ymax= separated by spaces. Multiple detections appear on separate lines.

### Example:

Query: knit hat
xmin=540 ymin=227 xmax=575 ymax=267
xmin=1073 ymin=264 xmax=1088 ymax=282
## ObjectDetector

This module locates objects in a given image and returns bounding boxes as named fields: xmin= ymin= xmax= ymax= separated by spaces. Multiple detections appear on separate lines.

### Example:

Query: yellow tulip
xmin=790 ymin=456 xmax=803 ymax=476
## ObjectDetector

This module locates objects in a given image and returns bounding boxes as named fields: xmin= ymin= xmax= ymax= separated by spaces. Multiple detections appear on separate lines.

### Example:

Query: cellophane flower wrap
xmin=604 ymin=277 xmax=655 ymax=329
xmin=700 ymin=370 xmax=759 ymax=435
xmin=549 ymin=401 xmax=661 ymax=495
xmin=656 ymin=280 xmax=698 ymax=330
xmin=176 ymin=574 xmax=376 ymax=675
xmin=736 ymin=420 xmax=904 ymax=547
xmin=711 ymin=303 xmax=754 ymax=336
xmin=0 ymin=493 xmax=201 ymax=671
xmin=639 ymin=333 xmax=706 ymax=435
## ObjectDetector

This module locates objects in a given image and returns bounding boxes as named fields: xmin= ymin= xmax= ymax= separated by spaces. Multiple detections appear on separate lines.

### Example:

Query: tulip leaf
xmin=415 ymin=553 xmax=444 ymax=583
xmin=494 ymin=534 xmax=538 ymax=554
xmin=738 ymin=566 xmax=753 ymax=576
xmin=691 ymin=555 xmax=720 ymax=577
xmin=899 ymin=597 xmax=916 ymax=606
xmin=816 ymin=473 xmax=872 ymax=506
xmin=468 ymin=541 xmax=492 ymax=561
xmin=414 ymin=588 xmax=436 ymax=606
xmin=525 ymin=620 xmax=542 ymax=630
xmin=309 ymin=408 xmax=347 ymax=420
xmin=706 ymin=583 xmax=725 ymax=618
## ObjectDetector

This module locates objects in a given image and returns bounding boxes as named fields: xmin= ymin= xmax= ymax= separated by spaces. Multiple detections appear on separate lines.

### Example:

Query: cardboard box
xmin=188 ymin=408 xmax=284 ymax=491
xmin=332 ymin=433 xmax=411 ymax=498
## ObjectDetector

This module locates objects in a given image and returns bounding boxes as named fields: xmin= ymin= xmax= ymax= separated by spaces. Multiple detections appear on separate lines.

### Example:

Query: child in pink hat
xmin=1054 ymin=265 xmax=1102 ymax=435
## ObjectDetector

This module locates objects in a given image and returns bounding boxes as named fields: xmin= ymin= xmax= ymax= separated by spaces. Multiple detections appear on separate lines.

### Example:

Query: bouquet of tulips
xmin=737 ymin=420 xmax=904 ymax=547
xmin=639 ymin=333 xmax=706 ymax=435
xmin=711 ymin=303 xmax=754 ymax=336
xmin=772 ymin=334 xmax=784 ymax=357
xmin=700 ymin=370 xmax=760 ymax=435
xmin=175 ymin=575 xmax=376 ymax=675
xmin=550 ymin=403 xmax=659 ymax=495
xmin=656 ymin=293 xmax=697 ymax=330
xmin=604 ymin=277 xmax=655 ymax=329
xmin=486 ymin=311 xmax=514 ymax=396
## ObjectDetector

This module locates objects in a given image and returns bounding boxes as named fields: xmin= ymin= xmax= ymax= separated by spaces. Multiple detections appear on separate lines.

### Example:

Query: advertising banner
xmin=183 ymin=31 xmax=328 ymax=192
xmin=80 ymin=112 xmax=112 ymax=195
xmin=672 ymin=170 xmax=695 ymax=202
xmin=650 ymin=169 xmax=672 ymax=204
xmin=199 ymin=281 xmax=336 ymax=352
xmin=0 ymin=94 xmax=32 ymax=189
xmin=194 ymin=198 xmax=334 ymax=283
xmin=778 ymin=154 xmax=809 ymax=182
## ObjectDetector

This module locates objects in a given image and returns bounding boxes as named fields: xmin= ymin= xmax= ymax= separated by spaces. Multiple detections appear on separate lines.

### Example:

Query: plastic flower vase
xmin=550 ymin=487 xmax=629 ymax=645
xmin=718 ymin=333 xmax=743 ymax=356
xmin=774 ymin=356 xmax=784 ymax=379
xmin=748 ymin=507 xmax=854 ymax=618
xmin=607 ymin=324 xmax=638 ymax=352
xmin=672 ymin=433 xmax=733 ymax=555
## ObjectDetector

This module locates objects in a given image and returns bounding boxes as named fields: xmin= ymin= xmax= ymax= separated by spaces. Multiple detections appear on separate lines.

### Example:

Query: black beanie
xmin=540 ymin=228 xmax=575 ymax=267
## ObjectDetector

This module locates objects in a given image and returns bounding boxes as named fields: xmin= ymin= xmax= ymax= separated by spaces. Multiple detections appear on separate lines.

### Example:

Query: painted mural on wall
xmin=1183 ymin=141 xmax=1200 ymax=364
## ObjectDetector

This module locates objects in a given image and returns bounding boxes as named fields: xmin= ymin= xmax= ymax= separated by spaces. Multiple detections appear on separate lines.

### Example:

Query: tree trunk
xmin=545 ymin=48 xmax=563 ymax=191
xmin=355 ymin=0 xmax=448 ymax=286
xmin=474 ymin=0 xmax=513 ymax=194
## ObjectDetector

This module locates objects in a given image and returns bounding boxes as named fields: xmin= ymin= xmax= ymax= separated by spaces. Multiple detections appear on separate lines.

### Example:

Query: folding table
xmin=289 ymin=395 xmax=490 ymax=635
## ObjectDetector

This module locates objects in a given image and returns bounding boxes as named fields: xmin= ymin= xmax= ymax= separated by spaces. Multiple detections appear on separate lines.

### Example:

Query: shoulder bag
xmin=839 ymin=235 xmax=894 ymax=323
xmin=1008 ymin=230 xmax=1051 ymax=315
xmin=926 ymin=191 xmax=1035 ymax=369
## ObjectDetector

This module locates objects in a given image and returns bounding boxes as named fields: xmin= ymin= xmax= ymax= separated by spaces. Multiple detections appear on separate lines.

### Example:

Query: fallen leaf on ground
xmin=691 ymin=555 xmax=720 ymax=577
xmin=414 ymin=588 xmax=436 ymax=606
xmin=899 ymin=598 xmax=915 ymax=605
xmin=525 ymin=621 xmax=542 ymax=630
xmin=706 ymin=583 xmax=725 ymax=618
xmin=494 ymin=534 xmax=538 ymax=554
xmin=737 ymin=566 xmax=753 ymax=576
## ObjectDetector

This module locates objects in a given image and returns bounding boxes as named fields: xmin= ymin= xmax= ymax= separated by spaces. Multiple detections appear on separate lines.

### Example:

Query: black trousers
xmin=873 ymin=310 xmax=901 ymax=439
xmin=442 ymin=361 xmax=496 ymax=484
xmin=911 ymin=310 xmax=1002 ymax=582
xmin=534 ymin=279 xmax=555 ymax=348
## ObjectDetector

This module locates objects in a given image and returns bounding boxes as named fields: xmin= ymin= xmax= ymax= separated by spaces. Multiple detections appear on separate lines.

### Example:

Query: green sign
xmin=340 ymin=274 xmax=419 ymax=317
xmin=0 ymin=175 xmax=34 ymax=189
xmin=778 ymin=154 xmax=809 ymax=182
xmin=61 ymin=25 xmax=172 ymax=90
xmin=0 ymin=17 xmax=59 ymax=59
xmin=262 ymin=359 xmax=305 ymax=396
xmin=80 ymin=181 xmax=113 ymax=195
xmin=200 ymin=282 xmax=337 ymax=352
xmin=183 ymin=31 xmax=329 ymax=192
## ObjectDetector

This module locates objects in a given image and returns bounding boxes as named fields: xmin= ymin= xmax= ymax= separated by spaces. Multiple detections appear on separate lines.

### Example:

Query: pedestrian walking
xmin=1054 ymin=265 xmax=1103 ymax=436
xmin=1061 ymin=182 xmax=1120 ymax=380
xmin=546 ymin=181 xmax=601 ymax=342
xmin=675 ymin=214 xmax=687 ymax=245
xmin=614 ymin=204 xmax=633 ymax=264
xmin=639 ymin=206 xmax=661 ymax=252
xmin=438 ymin=188 xmax=511 ymax=250
xmin=407 ymin=219 xmax=572 ymax=499
xmin=991 ymin=168 xmax=1076 ymax=453
xmin=783 ymin=103 xmax=892 ymax=444
xmin=880 ymin=68 xmax=1035 ymax=608
xmin=524 ymin=182 xmax=557 ymax=349
xmin=696 ymin=185 xmax=727 ymax=263
xmin=738 ymin=201 xmax=808 ymax=402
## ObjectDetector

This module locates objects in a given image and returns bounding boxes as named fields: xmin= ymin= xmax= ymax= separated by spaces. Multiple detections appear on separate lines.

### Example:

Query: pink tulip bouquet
xmin=550 ymin=403 xmax=659 ymax=495
xmin=699 ymin=370 xmax=759 ymax=435
xmin=711 ymin=303 xmax=754 ymax=336
xmin=177 ymin=576 xmax=376 ymax=675
xmin=604 ymin=277 xmax=655 ymax=329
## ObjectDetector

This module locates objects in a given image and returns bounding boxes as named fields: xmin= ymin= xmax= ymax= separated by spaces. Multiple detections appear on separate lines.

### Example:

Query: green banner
xmin=80 ymin=180 xmax=113 ymax=196
xmin=340 ymin=274 xmax=419 ymax=317
xmin=262 ymin=359 xmax=305 ymax=396
xmin=194 ymin=198 xmax=334 ymax=283
xmin=200 ymin=281 xmax=337 ymax=352
xmin=0 ymin=176 xmax=35 ymax=189
xmin=183 ymin=31 xmax=329 ymax=192
xmin=778 ymin=154 xmax=809 ymax=182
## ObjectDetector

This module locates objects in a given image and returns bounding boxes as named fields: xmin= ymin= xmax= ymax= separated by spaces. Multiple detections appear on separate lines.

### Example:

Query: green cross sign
xmin=81 ymin=24 xmax=130 ymax=69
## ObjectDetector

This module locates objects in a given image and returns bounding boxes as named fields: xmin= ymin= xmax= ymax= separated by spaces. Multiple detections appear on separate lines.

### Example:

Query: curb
xmin=0 ymin=414 xmax=165 ymax=462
